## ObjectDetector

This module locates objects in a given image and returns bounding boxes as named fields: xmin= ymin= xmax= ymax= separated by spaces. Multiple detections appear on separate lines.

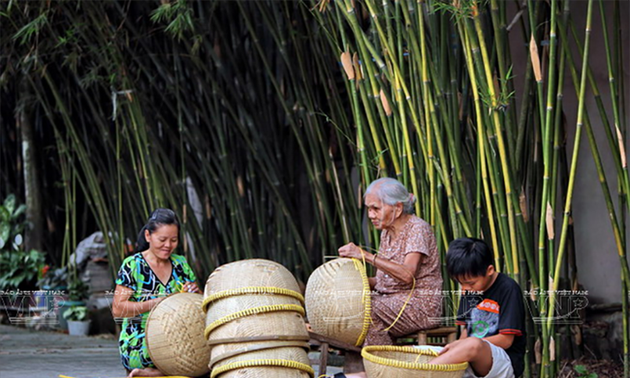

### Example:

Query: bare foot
xmin=128 ymin=367 xmax=163 ymax=377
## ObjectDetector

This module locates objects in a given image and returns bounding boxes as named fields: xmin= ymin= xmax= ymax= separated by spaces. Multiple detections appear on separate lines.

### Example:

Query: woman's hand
xmin=112 ymin=285 xmax=166 ymax=318
xmin=182 ymin=281 xmax=200 ymax=293
xmin=338 ymin=243 xmax=370 ymax=260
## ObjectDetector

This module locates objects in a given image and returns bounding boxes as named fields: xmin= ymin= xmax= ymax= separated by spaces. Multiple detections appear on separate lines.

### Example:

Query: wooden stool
xmin=398 ymin=326 xmax=458 ymax=346
xmin=308 ymin=331 xmax=363 ymax=374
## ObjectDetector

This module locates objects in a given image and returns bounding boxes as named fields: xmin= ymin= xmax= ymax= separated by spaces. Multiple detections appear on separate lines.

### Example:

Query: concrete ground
xmin=0 ymin=324 xmax=123 ymax=378
xmin=0 ymin=325 xmax=342 ymax=378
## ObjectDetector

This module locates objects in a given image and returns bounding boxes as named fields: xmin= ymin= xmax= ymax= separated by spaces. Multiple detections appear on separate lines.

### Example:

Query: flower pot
xmin=67 ymin=320 xmax=91 ymax=336
xmin=57 ymin=300 xmax=84 ymax=331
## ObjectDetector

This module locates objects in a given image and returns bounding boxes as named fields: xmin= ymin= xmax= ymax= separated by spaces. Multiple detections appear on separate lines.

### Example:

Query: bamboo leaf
xmin=519 ymin=188 xmax=528 ymax=223
xmin=545 ymin=202 xmax=554 ymax=239
xmin=615 ymin=126 xmax=626 ymax=169
xmin=341 ymin=52 xmax=354 ymax=80
xmin=529 ymin=35 xmax=542 ymax=82
xmin=379 ymin=89 xmax=392 ymax=116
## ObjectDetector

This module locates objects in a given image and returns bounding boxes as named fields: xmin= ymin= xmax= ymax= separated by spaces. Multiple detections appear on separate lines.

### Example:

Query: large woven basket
xmin=304 ymin=258 xmax=371 ymax=346
xmin=362 ymin=346 xmax=468 ymax=378
xmin=210 ymin=345 xmax=313 ymax=378
xmin=145 ymin=293 xmax=211 ymax=377
xmin=203 ymin=258 xmax=302 ymax=311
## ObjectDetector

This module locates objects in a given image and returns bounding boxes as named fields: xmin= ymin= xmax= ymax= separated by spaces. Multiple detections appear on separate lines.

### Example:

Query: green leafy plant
xmin=62 ymin=305 xmax=88 ymax=321
xmin=66 ymin=275 xmax=89 ymax=301
xmin=0 ymin=249 xmax=46 ymax=291
xmin=0 ymin=194 xmax=46 ymax=290
xmin=37 ymin=266 xmax=68 ymax=290
xmin=573 ymin=365 xmax=598 ymax=378
xmin=0 ymin=194 xmax=27 ymax=251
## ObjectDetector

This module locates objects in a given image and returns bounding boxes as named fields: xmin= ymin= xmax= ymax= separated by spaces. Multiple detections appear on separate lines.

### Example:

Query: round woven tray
xmin=204 ymin=293 xmax=304 ymax=330
xmin=145 ymin=293 xmax=211 ymax=377
xmin=209 ymin=340 xmax=310 ymax=368
xmin=362 ymin=345 xmax=468 ymax=378
xmin=210 ymin=345 xmax=313 ymax=378
xmin=206 ymin=307 xmax=309 ymax=343
xmin=304 ymin=258 xmax=371 ymax=346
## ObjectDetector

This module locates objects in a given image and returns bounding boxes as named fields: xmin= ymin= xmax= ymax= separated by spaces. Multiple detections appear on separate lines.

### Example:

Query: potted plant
xmin=58 ymin=275 xmax=90 ymax=331
xmin=63 ymin=305 xmax=91 ymax=336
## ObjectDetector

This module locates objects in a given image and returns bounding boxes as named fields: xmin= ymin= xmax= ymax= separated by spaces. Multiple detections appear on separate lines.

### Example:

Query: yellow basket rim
xmin=362 ymin=345 xmax=469 ymax=372
xmin=202 ymin=286 xmax=305 ymax=312
xmin=352 ymin=258 xmax=372 ymax=346
xmin=204 ymin=303 xmax=305 ymax=339
xmin=210 ymin=358 xmax=314 ymax=378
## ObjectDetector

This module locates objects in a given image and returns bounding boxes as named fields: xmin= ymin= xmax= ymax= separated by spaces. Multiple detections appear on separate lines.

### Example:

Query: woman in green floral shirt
xmin=112 ymin=208 xmax=200 ymax=377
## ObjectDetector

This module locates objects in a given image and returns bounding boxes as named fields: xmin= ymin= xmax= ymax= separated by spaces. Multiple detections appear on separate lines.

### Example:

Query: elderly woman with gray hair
xmin=339 ymin=177 xmax=443 ymax=345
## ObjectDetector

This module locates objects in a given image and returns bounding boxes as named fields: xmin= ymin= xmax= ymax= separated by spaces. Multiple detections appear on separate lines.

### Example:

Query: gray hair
xmin=365 ymin=178 xmax=416 ymax=214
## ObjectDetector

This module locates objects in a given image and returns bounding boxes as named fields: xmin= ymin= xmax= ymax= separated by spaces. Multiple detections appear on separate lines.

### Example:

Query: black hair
xmin=446 ymin=237 xmax=494 ymax=279
xmin=135 ymin=208 xmax=180 ymax=253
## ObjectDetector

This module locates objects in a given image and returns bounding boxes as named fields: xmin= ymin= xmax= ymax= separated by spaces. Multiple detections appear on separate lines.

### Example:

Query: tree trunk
xmin=17 ymin=78 xmax=44 ymax=253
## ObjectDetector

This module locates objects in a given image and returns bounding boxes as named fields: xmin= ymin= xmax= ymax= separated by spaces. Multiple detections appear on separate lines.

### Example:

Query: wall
xmin=567 ymin=1 xmax=630 ymax=304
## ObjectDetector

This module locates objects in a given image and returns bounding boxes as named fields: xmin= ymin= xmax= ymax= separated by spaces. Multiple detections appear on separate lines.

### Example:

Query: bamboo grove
xmin=0 ymin=1 xmax=628 ymax=376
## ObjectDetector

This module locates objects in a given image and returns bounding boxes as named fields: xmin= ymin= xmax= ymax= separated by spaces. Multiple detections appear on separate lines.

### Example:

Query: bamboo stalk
xmin=548 ymin=1 xmax=594 ymax=370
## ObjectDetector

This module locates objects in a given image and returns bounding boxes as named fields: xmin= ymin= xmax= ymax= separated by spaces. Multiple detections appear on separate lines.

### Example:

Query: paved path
xmin=0 ymin=325 xmax=342 ymax=378
xmin=0 ymin=325 xmax=123 ymax=378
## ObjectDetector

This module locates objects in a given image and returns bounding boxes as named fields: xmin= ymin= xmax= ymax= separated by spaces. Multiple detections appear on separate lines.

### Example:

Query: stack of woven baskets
xmin=202 ymin=259 xmax=314 ymax=378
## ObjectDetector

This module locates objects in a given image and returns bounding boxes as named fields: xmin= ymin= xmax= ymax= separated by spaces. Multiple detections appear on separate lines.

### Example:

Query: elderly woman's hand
xmin=338 ymin=242 xmax=367 ymax=260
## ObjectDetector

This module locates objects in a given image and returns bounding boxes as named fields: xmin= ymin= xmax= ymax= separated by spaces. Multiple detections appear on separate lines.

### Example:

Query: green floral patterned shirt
xmin=115 ymin=252 xmax=197 ymax=370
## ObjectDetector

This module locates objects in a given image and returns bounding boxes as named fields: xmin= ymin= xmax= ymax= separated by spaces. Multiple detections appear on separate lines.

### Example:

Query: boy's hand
xmin=437 ymin=338 xmax=464 ymax=355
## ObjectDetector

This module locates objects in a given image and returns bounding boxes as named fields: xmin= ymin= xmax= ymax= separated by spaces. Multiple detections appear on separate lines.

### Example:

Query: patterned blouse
xmin=374 ymin=215 xmax=442 ymax=296
xmin=115 ymin=252 xmax=197 ymax=370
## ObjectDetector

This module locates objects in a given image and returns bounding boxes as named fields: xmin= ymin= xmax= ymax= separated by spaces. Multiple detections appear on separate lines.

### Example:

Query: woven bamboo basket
xmin=304 ymin=258 xmax=371 ymax=346
xmin=362 ymin=346 xmax=468 ymax=378
xmin=210 ymin=345 xmax=313 ymax=378
xmin=206 ymin=310 xmax=309 ymax=343
xmin=145 ymin=293 xmax=211 ymax=377
xmin=204 ymin=293 xmax=304 ymax=335
xmin=209 ymin=340 xmax=310 ymax=368
xmin=203 ymin=259 xmax=302 ymax=312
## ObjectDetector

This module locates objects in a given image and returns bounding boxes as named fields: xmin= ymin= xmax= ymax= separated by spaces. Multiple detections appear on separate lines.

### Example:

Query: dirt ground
xmin=556 ymin=357 xmax=626 ymax=378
